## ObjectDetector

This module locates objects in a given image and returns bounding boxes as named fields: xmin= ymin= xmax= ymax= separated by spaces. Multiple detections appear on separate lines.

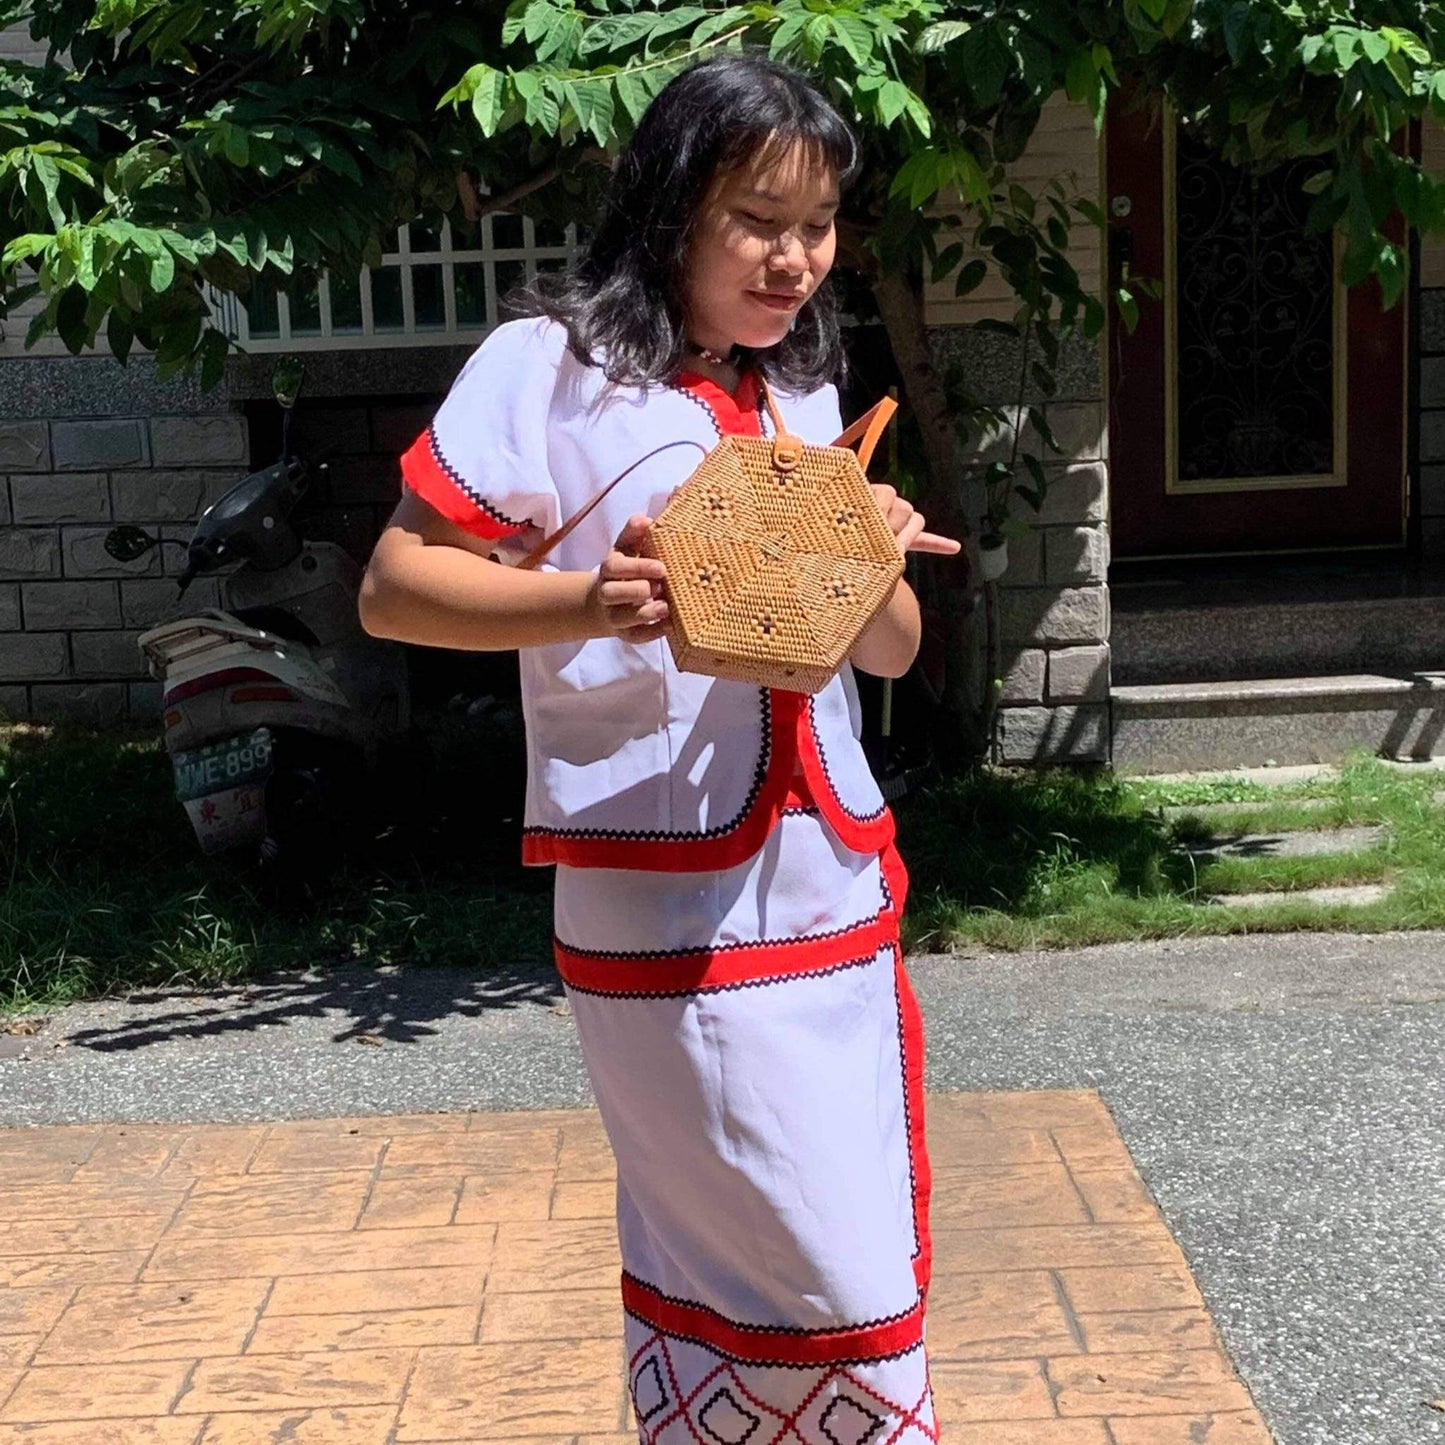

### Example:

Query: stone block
xmin=22 ymin=581 xmax=121 ymax=631
xmin=0 ymin=481 xmax=9 ymax=526
xmin=71 ymin=630 xmax=146 ymax=679
xmin=0 ymin=684 xmax=28 ymax=721
xmin=150 ymin=414 xmax=249 ymax=467
xmin=128 ymin=680 xmax=163 ymax=723
xmin=0 ymin=632 xmax=69 ymax=680
xmin=1045 ymin=525 xmax=1109 ymax=585
xmin=1045 ymin=403 xmax=1107 ymax=462
xmin=0 ymin=585 xmax=17 ymax=631
xmin=370 ymin=403 xmax=437 ymax=454
xmin=1000 ymin=586 xmax=1108 ymax=646
xmin=29 ymin=681 xmax=128 ymax=728
xmin=121 ymin=577 xmax=218 ymax=628
xmin=1422 ymin=289 xmax=1445 ymax=354
xmin=1423 ymin=358 xmax=1445 ymax=408
xmin=0 ymin=529 xmax=63 ymax=580
xmin=9 ymin=472 xmax=110 ymax=524
xmin=1422 ymin=411 xmax=1445 ymax=465
xmin=62 ymin=527 xmax=162 ymax=578
xmin=110 ymin=470 xmax=216 ymax=522
xmin=0 ymin=423 xmax=50 ymax=471
xmin=1039 ymin=463 xmax=1109 ymax=525
xmin=1422 ymin=515 xmax=1445 ymax=561
xmin=301 ymin=505 xmax=385 ymax=564
xmin=996 ymin=703 xmax=1110 ymax=764
xmin=52 ymin=418 xmax=150 ymax=470
xmin=1422 ymin=464 xmax=1445 ymax=518
xmin=1047 ymin=644 xmax=1110 ymax=703
xmin=998 ymin=647 xmax=1046 ymax=704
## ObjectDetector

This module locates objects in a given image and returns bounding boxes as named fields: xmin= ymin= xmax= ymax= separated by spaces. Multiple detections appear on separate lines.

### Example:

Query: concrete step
xmin=1112 ymin=673 xmax=1445 ymax=774
xmin=1112 ymin=594 xmax=1445 ymax=685
xmin=1185 ymin=825 xmax=1386 ymax=860
xmin=1209 ymin=884 xmax=1393 ymax=910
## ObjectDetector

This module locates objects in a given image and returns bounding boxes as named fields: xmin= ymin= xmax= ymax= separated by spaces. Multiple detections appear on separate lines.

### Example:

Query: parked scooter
xmin=105 ymin=359 xmax=416 ymax=883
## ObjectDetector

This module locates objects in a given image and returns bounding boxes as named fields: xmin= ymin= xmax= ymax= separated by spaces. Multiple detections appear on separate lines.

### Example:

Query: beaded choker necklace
xmin=684 ymin=341 xmax=736 ymax=367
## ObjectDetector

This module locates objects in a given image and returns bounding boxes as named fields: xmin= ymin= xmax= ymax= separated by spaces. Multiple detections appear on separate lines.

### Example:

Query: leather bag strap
xmin=516 ymin=381 xmax=899 ymax=570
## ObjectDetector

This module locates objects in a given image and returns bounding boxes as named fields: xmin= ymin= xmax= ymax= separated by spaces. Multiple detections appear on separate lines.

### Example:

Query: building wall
xmin=925 ymin=96 xmax=1111 ymax=764
xmin=0 ymin=353 xmax=466 ymax=726
xmin=1419 ymin=120 xmax=1445 ymax=557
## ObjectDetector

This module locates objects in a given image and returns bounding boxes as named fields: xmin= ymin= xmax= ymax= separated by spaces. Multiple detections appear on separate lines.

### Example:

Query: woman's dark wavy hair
xmin=522 ymin=53 xmax=858 ymax=393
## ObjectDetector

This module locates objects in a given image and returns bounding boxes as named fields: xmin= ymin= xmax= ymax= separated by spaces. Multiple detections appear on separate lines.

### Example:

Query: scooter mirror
xmin=103 ymin=525 xmax=158 ymax=563
xmin=272 ymin=355 xmax=305 ymax=410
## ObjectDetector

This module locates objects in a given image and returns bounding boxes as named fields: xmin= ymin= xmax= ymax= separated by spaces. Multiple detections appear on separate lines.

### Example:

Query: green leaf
xmin=222 ymin=123 xmax=250 ymax=168
xmin=107 ymin=308 xmax=135 ymax=364
xmin=954 ymin=258 xmax=987 ymax=296
xmin=614 ymin=69 xmax=650 ymax=125
xmin=931 ymin=242 xmax=964 ymax=284
xmin=828 ymin=12 xmax=874 ymax=68
xmin=1115 ymin=286 xmax=1139 ymax=332
xmin=917 ymin=19 xmax=969 ymax=55
xmin=878 ymin=79 xmax=910 ymax=128
xmin=567 ymin=78 xmax=616 ymax=147
xmin=198 ymin=327 xmax=229 ymax=391
xmin=468 ymin=66 xmax=508 ymax=137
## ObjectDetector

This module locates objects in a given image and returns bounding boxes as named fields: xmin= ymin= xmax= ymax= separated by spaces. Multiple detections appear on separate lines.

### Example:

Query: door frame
xmin=1103 ymin=95 xmax=1412 ymax=562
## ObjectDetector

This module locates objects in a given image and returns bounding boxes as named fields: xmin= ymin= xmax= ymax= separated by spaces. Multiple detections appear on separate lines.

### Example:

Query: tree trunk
xmin=870 ymin=267 xmax=989 ymax=761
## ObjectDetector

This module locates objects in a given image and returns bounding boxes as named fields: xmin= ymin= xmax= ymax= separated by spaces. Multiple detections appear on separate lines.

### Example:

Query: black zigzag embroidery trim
xmin=669 ymin=380 xmax=726 ymax=439
xmin=819 ymin=1394 xmax=887 ymax=1445
xmin=622 ymin=1307 xmax=928 ymax=1373
xmin=807 ymin=695 xmax=887 ymax=824
xmin=625 ymin=1272 xmax=922 ymax=1339
xmin=698 ymin=1386 xmax=763 ymax=1445
xmin=561 ymin=951 xmax=880 ymax=1001
xmin=893 ymin=947 xmax=923 ymax=1268
xmin=524 ymin=688 xmax=772 ymax=843
xmin=427 ymin=424 xmax=530 ymax=532
xmin=555 ymin=909 xmax=883 ymax=963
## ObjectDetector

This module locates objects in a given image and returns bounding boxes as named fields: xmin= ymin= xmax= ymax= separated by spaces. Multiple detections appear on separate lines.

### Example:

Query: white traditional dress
xmin=402 ymin=317 xmax=936 ymax=1442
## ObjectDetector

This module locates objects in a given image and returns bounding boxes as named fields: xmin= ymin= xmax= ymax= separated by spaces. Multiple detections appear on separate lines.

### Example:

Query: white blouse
xmin=400 ymin=316 xmax=893 ymax=871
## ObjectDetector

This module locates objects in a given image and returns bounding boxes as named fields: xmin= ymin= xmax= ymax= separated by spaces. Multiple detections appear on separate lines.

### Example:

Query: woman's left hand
xmin=870 ymin=484 xmax=962 ymax=557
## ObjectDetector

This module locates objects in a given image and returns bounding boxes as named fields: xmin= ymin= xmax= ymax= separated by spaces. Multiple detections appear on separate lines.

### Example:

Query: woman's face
xmin=684 ymin=139 xmax=839 ymax=354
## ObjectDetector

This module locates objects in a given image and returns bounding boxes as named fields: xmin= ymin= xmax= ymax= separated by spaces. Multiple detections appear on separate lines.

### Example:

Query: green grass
xmin=896 ymin=755 xmax=1445 ymax=953
xmin=0 ymin=720 xmax=551 ymax=1012
xmin=4 ymin=725 xmax=1445 ymax=1012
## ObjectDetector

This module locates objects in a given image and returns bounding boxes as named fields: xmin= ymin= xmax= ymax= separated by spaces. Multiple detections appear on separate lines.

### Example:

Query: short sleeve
xmin=399 ymin=317 xmax=565 ymax=546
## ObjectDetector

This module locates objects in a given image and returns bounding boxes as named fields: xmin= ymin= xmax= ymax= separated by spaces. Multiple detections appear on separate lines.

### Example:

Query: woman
xmin=362 ymin=52 xmax=956 ymax=1441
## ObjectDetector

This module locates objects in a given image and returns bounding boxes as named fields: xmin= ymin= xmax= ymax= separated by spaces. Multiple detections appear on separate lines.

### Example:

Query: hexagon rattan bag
xmin=522 ymin=381 xmax=901 ymax=695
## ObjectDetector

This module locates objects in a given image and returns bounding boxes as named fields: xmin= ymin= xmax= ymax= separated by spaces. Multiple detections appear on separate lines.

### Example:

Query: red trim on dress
xmin=882 ymin=843 xmax=933 ymax=1293
xmin=622 ymin=1273 xmax=925 ymax=1367
xmin=796 ymin=703 xmax=897 ymax=856
xmin=675 ymin=369 xmax=764 ymax=437
xmin=399 ymin=428 xmax=528 ymax=541
xmin=554 ymin=912 xmax=888 ymax=996
xmin=522 ymin=689 xmax=805 ymax=870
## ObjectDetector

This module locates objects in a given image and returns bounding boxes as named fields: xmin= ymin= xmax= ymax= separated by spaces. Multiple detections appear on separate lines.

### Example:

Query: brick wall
xmin=0 ymin=354 xmax=445 ymax=728
xmin=932 ymin=324 xmax=1111 ymax=765
xmin=0 ymin=412 xmax=250 ymax=725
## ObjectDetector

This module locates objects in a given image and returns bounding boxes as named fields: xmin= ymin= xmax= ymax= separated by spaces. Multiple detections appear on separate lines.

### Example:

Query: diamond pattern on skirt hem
xmin=628 ymin=1326 xmax=936 ymax=1445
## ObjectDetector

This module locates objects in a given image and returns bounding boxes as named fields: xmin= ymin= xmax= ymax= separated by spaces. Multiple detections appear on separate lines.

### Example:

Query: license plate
xmin=173 ymin=728 xmax=274 ymax=803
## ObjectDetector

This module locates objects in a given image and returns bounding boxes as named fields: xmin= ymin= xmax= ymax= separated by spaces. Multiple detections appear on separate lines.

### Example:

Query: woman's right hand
xmin=589 ymin=514 xmax=670 ymax=644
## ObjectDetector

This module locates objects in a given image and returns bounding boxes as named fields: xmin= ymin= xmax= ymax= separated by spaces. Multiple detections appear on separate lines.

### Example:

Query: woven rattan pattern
xmin=643 ymin=435 xmax=904 ymax=695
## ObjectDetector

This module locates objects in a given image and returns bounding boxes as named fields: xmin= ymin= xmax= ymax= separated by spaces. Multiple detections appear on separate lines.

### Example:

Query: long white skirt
xmin=554 ymin=812 xmax=935 ymax=1442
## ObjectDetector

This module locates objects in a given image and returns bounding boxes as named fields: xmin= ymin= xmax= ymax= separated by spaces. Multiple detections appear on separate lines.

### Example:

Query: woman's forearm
xmin=850 ymin=580 xmax=921 ymax=679
xmin=359 ymin=525 xmax=604 ymax=651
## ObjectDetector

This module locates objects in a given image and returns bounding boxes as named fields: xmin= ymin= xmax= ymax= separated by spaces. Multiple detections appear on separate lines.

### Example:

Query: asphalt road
xmin=3 ymin=931 xmax=1443 ymax=1445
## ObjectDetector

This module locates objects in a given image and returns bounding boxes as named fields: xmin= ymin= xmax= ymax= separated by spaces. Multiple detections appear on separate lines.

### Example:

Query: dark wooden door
xmin=1106 ymin=100 xmax=1407 ymax=559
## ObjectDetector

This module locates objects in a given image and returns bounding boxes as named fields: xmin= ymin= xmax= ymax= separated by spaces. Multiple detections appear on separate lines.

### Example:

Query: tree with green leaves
xmin=5 ymin=0 xmax=1445 ymax=733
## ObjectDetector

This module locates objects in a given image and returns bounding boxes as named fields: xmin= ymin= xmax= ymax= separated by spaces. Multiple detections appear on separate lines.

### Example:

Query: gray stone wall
xmin=1420 ymin=290 xmax=1445 ymax=556
xmin=0 ymin=353 xmax=442 ymax=727
xmin=932 ymin=327 xmax=1111 ymax=765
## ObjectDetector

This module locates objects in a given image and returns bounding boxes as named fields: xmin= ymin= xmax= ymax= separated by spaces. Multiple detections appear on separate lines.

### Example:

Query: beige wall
xmin=0 ymin=17 xmax=47 ymax=65
xmin=923 ymin=95 xmax=1103 ymax=328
